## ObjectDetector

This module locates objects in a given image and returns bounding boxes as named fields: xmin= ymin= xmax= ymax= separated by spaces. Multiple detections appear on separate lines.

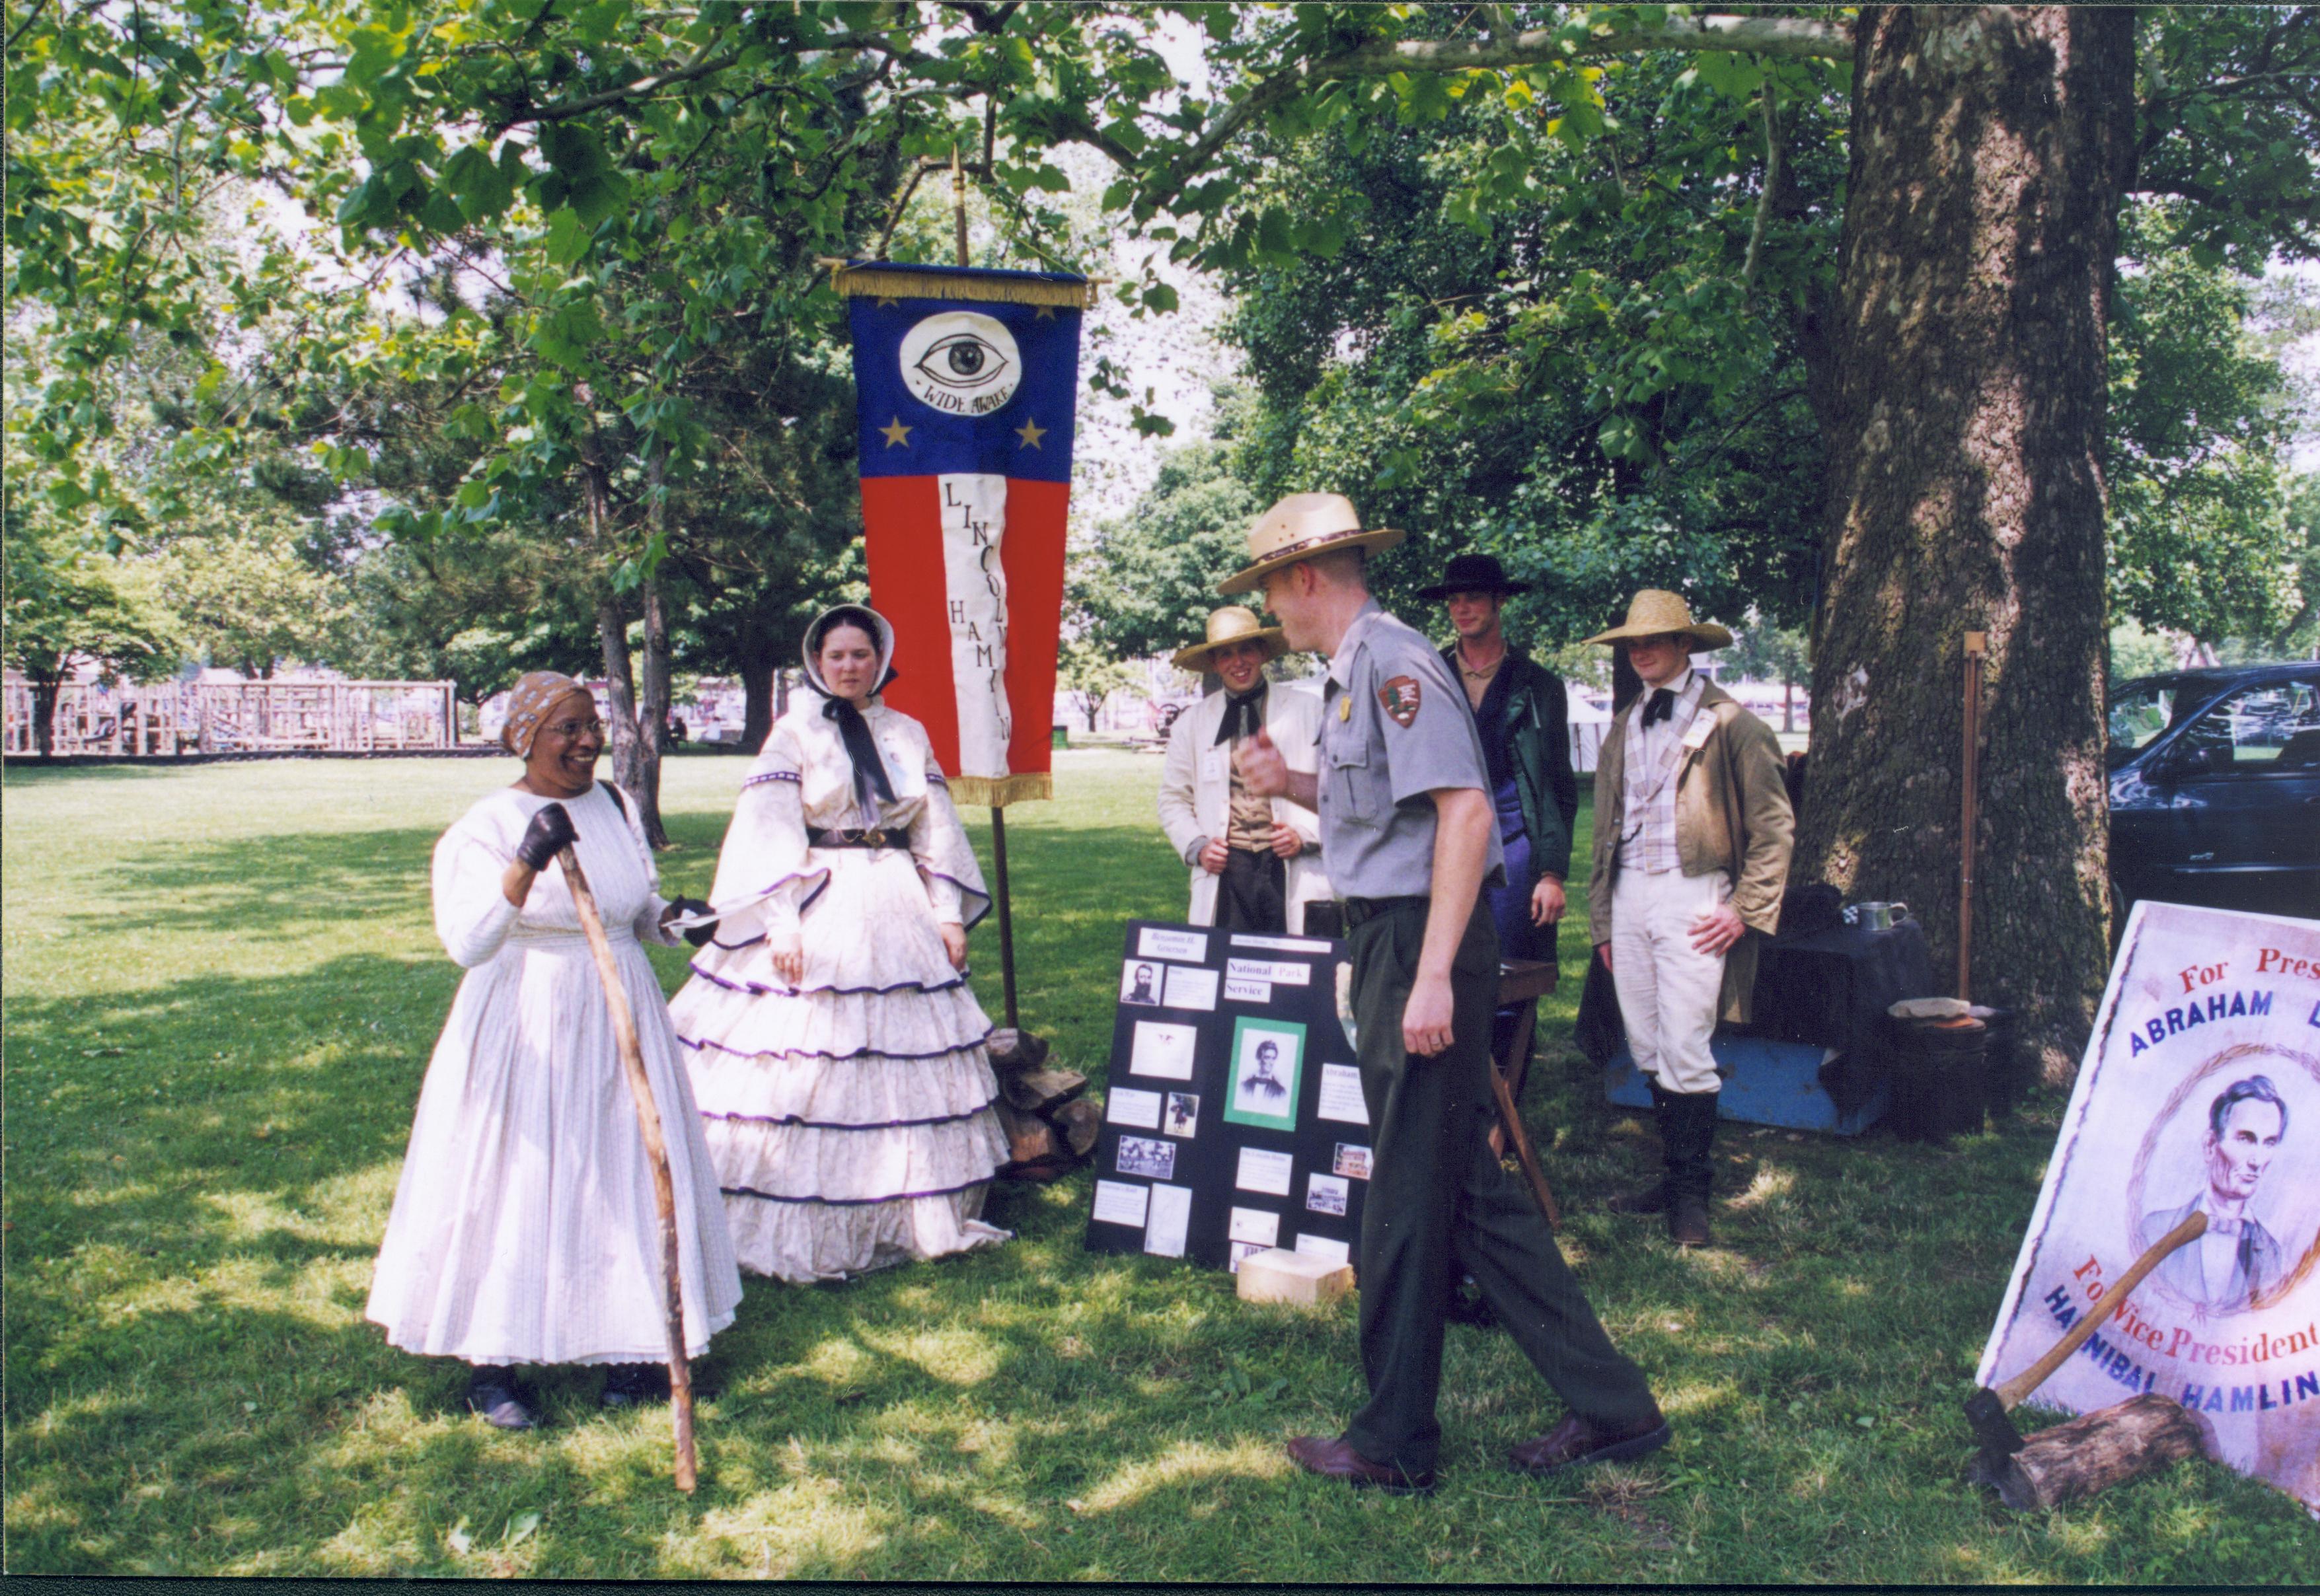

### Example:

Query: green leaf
xmin=544 ymin=209 xmax=592 ymax=268
xmin=442 ymin=145 xmax=514 ymax=225
xmin=1141 ymin=282 xmax=1179 ymax=314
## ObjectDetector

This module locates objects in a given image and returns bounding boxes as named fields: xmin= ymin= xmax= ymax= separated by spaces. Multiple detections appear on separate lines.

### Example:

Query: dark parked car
xmin=2108 ymin=661 xmax=2320 ymax=921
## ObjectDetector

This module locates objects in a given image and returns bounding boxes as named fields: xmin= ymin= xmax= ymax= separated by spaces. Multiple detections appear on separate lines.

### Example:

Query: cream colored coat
xmin=1156 ymin=682 xmax=1331 ymax=933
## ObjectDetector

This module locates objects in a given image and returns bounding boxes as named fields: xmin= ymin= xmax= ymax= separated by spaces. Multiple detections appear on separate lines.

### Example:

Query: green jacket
xmin=1442 ymin=643 xmax=1578 ymax=883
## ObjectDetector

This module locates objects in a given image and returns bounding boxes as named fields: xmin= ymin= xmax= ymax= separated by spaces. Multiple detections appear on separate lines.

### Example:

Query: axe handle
xmin=1992 ymin=1208 xmax=2207 ymax=1412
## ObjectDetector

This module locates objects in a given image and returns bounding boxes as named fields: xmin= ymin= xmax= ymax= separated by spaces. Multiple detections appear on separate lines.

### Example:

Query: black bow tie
xmin=1642 ymin=688 xmax=1677 ymax=727
xmin=1216 ymin=684 xmax=1267 ymax=745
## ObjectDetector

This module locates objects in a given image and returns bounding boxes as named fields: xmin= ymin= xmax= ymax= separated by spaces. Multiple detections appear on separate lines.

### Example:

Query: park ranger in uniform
xmin=1228 ymin=492 xmax=1667 ymax=1495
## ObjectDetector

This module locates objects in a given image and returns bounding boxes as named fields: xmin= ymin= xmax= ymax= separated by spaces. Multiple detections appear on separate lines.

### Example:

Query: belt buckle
xmin=862 ymin=828 xmax=887 ymax=848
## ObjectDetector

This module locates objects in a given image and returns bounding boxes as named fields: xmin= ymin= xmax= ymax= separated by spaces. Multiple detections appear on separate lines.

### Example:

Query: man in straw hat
xmin=1156 ymin=605 xmax=1330 ymax=935
xmin=1416 ymin=552 xmax=1579 ymax=1054
xmin=1585 ymin=591 xmax=1793 ymax=1248
xmin=1234 ymin=493 xmax=1668 ymax=1494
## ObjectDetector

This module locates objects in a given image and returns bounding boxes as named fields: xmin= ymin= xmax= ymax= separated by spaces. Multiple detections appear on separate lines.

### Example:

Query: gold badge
xmin=1378 ymin=675 xmax=1423 ymax=728
xmin=1338 ymin=696 xmax=1351 ymax=722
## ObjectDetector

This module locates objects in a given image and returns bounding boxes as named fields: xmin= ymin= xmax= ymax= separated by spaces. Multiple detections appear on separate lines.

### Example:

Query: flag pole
xmin=951 ymin=141 xmax=1023 ymax=1032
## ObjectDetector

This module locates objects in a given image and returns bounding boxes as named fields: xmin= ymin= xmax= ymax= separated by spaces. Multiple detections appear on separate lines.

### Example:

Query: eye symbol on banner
xmin=899 ymin=312 xmax=1023 ymax=416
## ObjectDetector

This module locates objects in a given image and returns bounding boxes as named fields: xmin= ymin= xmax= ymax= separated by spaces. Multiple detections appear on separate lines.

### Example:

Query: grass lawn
xmin=4 ymin=748 xmax=2313 ymax=1579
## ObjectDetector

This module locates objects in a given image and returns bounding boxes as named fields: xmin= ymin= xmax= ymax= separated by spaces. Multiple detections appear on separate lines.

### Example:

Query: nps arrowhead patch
xmin=1378 ymin=674 xmax=1423 ymax=727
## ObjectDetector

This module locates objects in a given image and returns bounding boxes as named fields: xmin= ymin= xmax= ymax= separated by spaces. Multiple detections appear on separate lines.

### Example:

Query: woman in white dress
xmin=668 ymin=605 xmax=1010 ymax=1282
xmin=367 ymin=672 xmax=743 ymax=1429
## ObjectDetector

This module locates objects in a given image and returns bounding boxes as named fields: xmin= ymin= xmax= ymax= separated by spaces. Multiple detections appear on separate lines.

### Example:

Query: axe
xmin=1963 ymin=1209 xmax=2208 ymax=1506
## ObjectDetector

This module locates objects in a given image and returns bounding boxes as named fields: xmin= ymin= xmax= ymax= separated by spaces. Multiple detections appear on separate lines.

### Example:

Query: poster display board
xmin=1084 ymin=921 xmax=1368 ymax=1272
xmin=1976 ymin=901 xmax=2320 ymax=1513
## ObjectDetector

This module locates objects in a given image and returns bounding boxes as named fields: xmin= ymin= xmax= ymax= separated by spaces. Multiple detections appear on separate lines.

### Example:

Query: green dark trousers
xmin=1341 ymin=897 xmax=1661 ymax=1476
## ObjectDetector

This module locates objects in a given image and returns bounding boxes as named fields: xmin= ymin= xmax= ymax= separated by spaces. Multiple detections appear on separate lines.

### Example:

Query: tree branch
xmin=5 ymin=0 xmax=54 ymax=55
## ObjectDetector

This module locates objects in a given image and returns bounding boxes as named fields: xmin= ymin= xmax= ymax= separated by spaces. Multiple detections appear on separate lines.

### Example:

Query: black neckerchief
xmin=821 ymin=692 xmax=896 ymax=811
xmin=1214 ymin=680 xmax=1268 ymax=745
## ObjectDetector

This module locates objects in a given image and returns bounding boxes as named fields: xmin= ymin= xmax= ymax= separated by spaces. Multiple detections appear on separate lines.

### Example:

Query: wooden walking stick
xmin=558 ymin=840 xmax=698 ymax=1493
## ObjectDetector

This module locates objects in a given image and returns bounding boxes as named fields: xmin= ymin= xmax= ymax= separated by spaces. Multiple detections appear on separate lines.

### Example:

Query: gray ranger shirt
xmin=1317 ymin=599 xmax=1507 ymax=900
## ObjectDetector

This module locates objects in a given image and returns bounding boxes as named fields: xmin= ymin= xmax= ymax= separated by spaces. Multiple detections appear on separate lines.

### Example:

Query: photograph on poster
xmin=1224 ymin=1017 xmax=1305 ymax=1131
xmin=1306 ymin=1171 xmax=1350 ymax=1215
xmin=1228 ymin=1240 xmax=1269 ymax=1274
xmin=1228 ymin=1206 xmax=1281 ymax=1247
xmin=1116 ymin=1135 xmax=1178 ymax=1181
xmin=1295 ymin=1233 xmax=1351 ymax=1265
xmin=1164 ymin=1092 xmax=1200 ymax=1137
xmin=2126 ymin=1061 xmax=2318 ymax=1316
xmin=1235 ymin=1145 xmax=1294 ymax=1196
xmin=1144 ymin=1183 xmax=1192 ymax=1258
xmin=1107 ymin=1086 xmax=1162 ymax=1130
xmin=1163 ymin=964 xmax=1220 ymax=1011
xmin=1119 ymin=961 xmax=1162 ymax=1007
xmin=1333 ymin=1142 xmax=1372 ymax=1180
xmin=1129 ymin=1019 xmax=1199 ymax=1081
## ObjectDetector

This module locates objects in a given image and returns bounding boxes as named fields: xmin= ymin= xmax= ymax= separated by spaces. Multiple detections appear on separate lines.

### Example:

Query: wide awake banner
xmin=839 ymin=261 xmax=1088 ymax=807
xmin=1976 ymin=900 xmax=2320 ymax=1513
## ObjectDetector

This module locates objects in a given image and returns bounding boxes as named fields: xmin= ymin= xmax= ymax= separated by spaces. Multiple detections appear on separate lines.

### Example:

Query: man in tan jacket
xmin=1587 ymin=591 xmax=1793 ymax=1247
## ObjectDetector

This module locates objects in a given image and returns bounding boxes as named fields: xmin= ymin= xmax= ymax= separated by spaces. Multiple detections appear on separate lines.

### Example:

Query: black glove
xmin=667 ymin=894 xmax=716 ymax=948
xmin=515 ymin=802 xmax=577 ymax=871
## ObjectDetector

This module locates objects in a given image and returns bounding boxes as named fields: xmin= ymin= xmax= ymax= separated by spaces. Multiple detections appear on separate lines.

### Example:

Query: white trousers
xmin=1610 ymin=866 xmax=1729 ymax=1097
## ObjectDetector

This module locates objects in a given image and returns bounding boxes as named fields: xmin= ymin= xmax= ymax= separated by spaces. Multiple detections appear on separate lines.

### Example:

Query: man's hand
xmin=1402 ymin=970 xmax=1456 ymax=1057
xmin=1234 ymin=728 xmax=1290 ymax=797
xmin=938 ymin=921 xmax=968 ymax=971
xmin=1690 ymin=902 xmax=1747 ymax=957
xmin=769 ymin=931 xmax=805 ymax=986
xmin=1529 ymin=873 xmax=1567 ymax=927
xmin=1199 ymin=838 xmax=1230 ymax=875
xmin=1596 ymin=941 xmax=1613 ymax=974
xmin=1269 ymin=823 xmax=1304 ymax=859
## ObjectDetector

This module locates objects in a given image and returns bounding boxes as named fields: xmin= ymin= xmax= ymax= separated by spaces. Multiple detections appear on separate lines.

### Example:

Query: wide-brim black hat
xmin=1415 ymin=552 xmax=1528 ymax=602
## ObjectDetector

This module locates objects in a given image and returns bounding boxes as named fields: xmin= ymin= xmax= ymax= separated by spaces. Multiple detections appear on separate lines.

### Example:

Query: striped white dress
xmin=667 ymin=694 xmax=1010 ymax=1283
xmin=367 ymin=782 xmax=743 ymax=1365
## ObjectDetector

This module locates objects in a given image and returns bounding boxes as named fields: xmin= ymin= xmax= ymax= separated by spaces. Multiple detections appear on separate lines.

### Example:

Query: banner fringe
xmin=833 ymin=266 xmax=1094 ymax=310
xmin=950 ymin=771 xmax=1052 ymax=808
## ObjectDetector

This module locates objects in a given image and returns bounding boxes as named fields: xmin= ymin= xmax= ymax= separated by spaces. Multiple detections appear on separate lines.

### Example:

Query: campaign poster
xmin=1976 ymin=902 xmax=2320 ymax=1513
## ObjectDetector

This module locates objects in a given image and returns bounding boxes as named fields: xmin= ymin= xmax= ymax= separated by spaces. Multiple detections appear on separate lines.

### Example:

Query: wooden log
xmin=1990 ymin=1393 xmax=2208 ymax=1511
xmin=1000 ymin=1066 xmax=1088 ymax=1114
xmin=992 ymin=1098 xmax=1065 ymax=1173
xmin=1047 ymin=1096 xmax=1102 ymax=1159
xmin=985 ymin=1027 xmax=1051 ymax=1073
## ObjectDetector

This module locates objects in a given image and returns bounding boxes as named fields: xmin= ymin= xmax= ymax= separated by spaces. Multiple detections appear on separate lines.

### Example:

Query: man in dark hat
xmin=1417 ymin=554 xmax=1578 ymax=1057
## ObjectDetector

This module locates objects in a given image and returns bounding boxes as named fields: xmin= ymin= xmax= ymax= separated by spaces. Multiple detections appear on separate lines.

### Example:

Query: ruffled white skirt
xmin=668 ymin=848 xmax=1010 ymax=1283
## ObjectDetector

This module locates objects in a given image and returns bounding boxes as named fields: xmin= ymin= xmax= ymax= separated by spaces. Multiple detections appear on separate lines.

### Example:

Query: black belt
xmin=1340 ymin=894 xmax=1429 ymax=927
xmin=806 ymin=826 xmax=903 ymax=850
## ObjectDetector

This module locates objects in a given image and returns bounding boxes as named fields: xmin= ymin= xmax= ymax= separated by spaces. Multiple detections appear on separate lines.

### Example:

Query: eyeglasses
xmin=542 ymin=717 xmax=606 ymax=739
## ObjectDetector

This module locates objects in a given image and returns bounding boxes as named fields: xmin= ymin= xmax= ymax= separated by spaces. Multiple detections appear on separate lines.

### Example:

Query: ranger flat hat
xmin=1415 ymin=552 xmax=1528 ymax=602
xmin=1172 ymin=605 xmax=1289 ymax=672
xmin=1581 ymin=589 xmax=1735 ymax=652
xmin=1217 ymin=492 xmax=1403 ymax=596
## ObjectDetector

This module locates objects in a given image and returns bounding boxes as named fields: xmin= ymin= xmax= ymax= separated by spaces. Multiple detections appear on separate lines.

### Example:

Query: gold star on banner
xmin=874 ymin=295 xmax=899 ymax=308
xmin=879 ymin=416 xmax=913 ymax=448
xmin=1014 ymin=417 xmax=1048 ymax=450
xmin=1033 ymin=304 xmax=1057 ymax=320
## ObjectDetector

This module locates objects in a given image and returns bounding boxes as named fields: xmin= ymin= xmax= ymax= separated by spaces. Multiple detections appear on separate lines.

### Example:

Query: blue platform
xmin=1605 ymin=1034 xmax=1889 ymax=1136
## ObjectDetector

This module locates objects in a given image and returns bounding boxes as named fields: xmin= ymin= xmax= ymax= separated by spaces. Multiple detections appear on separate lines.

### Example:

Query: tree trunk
xmin=634 ymin=571 xmax=672 ymax=848
xmin=1084 ymin=692 xmax=1104 ymax=733
xmin=1781 ymin=672 xmax=1795 ymax=735
xmin=30 ymin=670 xmax=60 ymax=757
xmin=739 ymin=629 xmax=781 ymax=756
xmin=597 ymin=593 xmax=648 ymax=807
xmin=1803 ymin=6 xmax=2134 ymax=1083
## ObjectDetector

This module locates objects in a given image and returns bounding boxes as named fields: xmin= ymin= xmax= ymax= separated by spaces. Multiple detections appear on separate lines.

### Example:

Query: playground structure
xmin=3 ymin=678 xmax=461 ymax=757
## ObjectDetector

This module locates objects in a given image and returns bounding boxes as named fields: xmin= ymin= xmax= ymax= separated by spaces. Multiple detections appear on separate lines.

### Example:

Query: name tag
xmin=1681 ymin=713 xmax=1715 ymax=752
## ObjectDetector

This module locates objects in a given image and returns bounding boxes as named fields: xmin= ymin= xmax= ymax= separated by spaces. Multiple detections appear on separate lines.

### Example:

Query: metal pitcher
xmin=1855 ymin=900 xmax=1910 ymax=931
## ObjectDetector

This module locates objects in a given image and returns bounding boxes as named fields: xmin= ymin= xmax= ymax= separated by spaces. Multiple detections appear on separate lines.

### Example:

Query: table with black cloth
xmin=1577 ymin=913 xmax=1937 ymax=1127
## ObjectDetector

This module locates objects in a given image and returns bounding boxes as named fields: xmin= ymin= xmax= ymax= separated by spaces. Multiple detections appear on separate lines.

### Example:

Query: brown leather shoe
xmin=1508 ymin=1409 xmax=1671 ymax=1476
xmin=1286 ymin=1434 xmax=1436 ymax=1496
xmin=1668 ymin=1192 xmax=1711 ymax=1247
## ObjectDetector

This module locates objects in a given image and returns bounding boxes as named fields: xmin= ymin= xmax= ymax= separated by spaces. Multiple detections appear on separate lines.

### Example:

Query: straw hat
xmin=1216 ymin=493 xmax=1403 ymax=596
xmin=1171 ymin=606 xmax=1288 ymax=672
xmin=1581 ymin=589 xmax=1734 ymax=651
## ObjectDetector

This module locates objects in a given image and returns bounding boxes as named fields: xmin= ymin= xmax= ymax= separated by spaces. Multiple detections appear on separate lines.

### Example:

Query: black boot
xmin=1608 ymin=1081 xmax=1676 ymax=1216
xmin=600 ymin=1361 xmax=670 ymax=1410
xmin=465 ymin=1365 xmax=539 ymax=1430
xmin=1665 ymin=1091 xmax=1719 ymax=1248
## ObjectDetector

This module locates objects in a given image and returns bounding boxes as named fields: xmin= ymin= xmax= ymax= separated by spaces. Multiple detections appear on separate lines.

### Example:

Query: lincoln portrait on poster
xmin=2136 ymin=1073 xmax=2292 ymax=1313
xmin=1224 ymin=1017 xmax=1305 ymax=1132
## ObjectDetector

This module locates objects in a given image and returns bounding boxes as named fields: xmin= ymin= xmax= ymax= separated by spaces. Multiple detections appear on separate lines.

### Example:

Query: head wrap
xmin=501 ymin=671 xmax=590 ymax=758
xmin=801 ymin=605 xmax=901 ymax=812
